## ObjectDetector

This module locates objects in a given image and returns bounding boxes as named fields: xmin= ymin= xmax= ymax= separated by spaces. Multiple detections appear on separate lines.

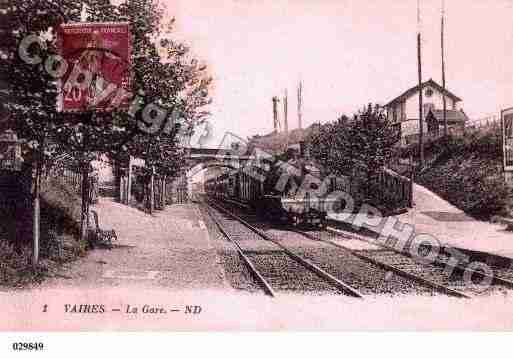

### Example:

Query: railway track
xmin=206 ymin=196 xmax=513 ymax=298
xmin=204 ymin=200 xmax=364 ymax=298
xmin=291 ymin=229 xmax=471 ymax=298
xmin=203 ymin=204 xmax=276 ymax=296
xmin=203 ymin=199 xmax=464 ymax=298
xmin=321 ymin=227 xmax=513 ymax=297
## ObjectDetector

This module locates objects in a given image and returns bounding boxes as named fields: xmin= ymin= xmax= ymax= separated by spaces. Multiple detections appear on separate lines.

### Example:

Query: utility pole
xmin=417 ymin=0 xmax=425 ymax=168
xmin=297 ymin=81 xmax=303 ymax=130
xmin=441 ymin=0 xmax=448 ymax=137
xmin=283 ymin=89 xmax=288 ymax=150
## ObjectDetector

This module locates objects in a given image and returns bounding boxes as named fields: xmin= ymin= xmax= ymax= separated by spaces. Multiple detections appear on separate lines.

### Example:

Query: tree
xmin=308 ymin=115 xmax=353 ymax=177
xmin=1 ymin=0 xmax=212 ymax=264
xmin=1 ymin=0 xmax=81 ymax=267
xmin=307 ymin=104 xmax=399 ymax=199
xmin=349 ymin=104 xmax=400 ymax=197
xmin=114 ymin=0 xmax=212 ymax=212
xmin=52 ymin=0 xmax=212 ymax=236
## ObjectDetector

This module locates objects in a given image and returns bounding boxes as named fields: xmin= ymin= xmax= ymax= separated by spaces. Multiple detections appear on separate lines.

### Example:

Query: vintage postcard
xmin=2 ymin=0 xmax=513 ymax=349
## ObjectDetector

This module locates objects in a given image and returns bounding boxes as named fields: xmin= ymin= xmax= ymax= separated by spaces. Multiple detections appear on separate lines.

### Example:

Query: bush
xmin=467 ymin=176 xmax=510 ymax=217
xmin=0 ymin=240 xmax=44 ymax=287
xmin=0 ymin=175 xmax=84 ymax=288
xmin=417 ymin=130 xmax=510 ymax=220
xmin=40 ymin=176 xmax=82 ymax=237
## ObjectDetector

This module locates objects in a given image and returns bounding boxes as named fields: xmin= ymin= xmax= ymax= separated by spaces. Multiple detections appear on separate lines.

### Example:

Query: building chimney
xmin=272 ymin=96 xmax=280 ymax=132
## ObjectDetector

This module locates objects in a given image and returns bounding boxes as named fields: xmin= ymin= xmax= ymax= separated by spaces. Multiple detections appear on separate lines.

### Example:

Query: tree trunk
xmin=32 ymin=160 xmax=41 ymax=270
xmin=162 ymin=175 xmax=167 ymax=208
xmin=156 ymin=177 xmax=161 ymax=209
xmin=160 ymin=177 xmax=164 ymax=208
xmin=126 ymin=156 xmax=132 ymax=205
xmin=149 ymin=166 xmax=155 ymax=214
xmin=366 ymin=170 xmax=372 ymax=200
xmin=80 ymin=161 xmax=90 ymax=242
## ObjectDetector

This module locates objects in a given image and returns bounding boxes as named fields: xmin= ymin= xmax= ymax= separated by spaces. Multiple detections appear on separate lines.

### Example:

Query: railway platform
xmin=331 ymin=183 xmax=513 ymax=261
xmin=42 ymin=198 xmax=229 ymax=290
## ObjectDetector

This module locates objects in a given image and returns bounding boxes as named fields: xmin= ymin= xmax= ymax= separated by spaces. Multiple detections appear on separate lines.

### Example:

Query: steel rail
xmin=294 ymin=229 xmax=470 ymax=299
xmin=208 ymin=200 xmax=364 ymax=298
xmin=203 ymin=204 xmax=276 ymax=297
xmin=327 ymin=225 xmax=513 ymax=292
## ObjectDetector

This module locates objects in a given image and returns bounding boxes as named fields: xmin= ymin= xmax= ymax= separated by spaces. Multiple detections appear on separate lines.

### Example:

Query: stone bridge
xmin=185 ymin=147 xmax=256 ymax=178
xmin=116 ymin=147 xmax=256 ymax=205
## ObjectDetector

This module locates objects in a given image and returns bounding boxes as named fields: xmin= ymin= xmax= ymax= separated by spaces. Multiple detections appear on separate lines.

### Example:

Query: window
xmin=423 ymin=103 xmax=434 ymax=117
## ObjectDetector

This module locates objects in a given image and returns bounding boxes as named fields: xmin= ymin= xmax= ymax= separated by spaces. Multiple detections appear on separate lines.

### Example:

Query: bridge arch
xmin=187 ymin=160 xmax=240 ymax=178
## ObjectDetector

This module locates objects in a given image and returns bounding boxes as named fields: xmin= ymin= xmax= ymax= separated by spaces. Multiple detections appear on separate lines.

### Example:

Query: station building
xmin=385 ymin=79 xmax=469 ymax=145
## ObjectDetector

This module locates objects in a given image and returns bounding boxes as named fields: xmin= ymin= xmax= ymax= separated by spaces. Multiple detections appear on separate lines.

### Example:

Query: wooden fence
xmin=327 ymin=174 xmax=364 ymax=204
xmin=117 ymin=169 xmax=190 ymax=211
xmin=375 ymin=168 xmax=412 ymax=208
xmin=47 ymin=165 xmax=99 ymax=204
xmin=173 ymin=186 xmax=189 ymax=204
xmin=328 ymin=167 xmax=412 ymax=209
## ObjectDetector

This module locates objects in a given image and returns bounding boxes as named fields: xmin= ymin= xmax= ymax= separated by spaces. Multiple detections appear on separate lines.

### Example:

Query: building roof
xmin=428 ymin=109 xmax=470 ymax=124
xmin=385 ymin=79 xmax=462 ymax=107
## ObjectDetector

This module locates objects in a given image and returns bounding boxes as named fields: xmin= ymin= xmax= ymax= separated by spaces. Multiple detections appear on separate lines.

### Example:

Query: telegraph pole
xmin=297 ymin=81 xmax=303 ymax=130
xmin=417 ymin=0 xmax=425 ymax=167
xmin=441 ymin=0 xmax=448 ymax=137
xmin=283 ymin=89 xmax=289 ymax=150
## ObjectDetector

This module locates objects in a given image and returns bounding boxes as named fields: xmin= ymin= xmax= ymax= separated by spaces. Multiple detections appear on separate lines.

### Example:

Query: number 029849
xmin=12 ymin=342 xmax=44 ymax=351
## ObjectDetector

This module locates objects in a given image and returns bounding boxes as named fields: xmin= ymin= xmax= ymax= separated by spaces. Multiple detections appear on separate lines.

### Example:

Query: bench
xmin=90 ymin=210 xmax=118 ymax=249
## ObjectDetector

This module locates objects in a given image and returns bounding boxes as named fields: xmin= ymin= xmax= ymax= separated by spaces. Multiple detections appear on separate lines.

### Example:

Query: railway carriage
xmin=204 ymin=163 xmax=335 ymax=227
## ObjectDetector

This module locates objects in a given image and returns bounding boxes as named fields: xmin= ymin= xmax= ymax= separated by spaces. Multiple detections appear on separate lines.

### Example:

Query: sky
xmin=161 ymin=0 xmax=513 ymax=147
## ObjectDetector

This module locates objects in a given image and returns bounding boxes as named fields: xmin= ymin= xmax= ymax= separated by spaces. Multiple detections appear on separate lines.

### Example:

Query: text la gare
xmin=126 ymin=304 xmax=167 ymax=314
